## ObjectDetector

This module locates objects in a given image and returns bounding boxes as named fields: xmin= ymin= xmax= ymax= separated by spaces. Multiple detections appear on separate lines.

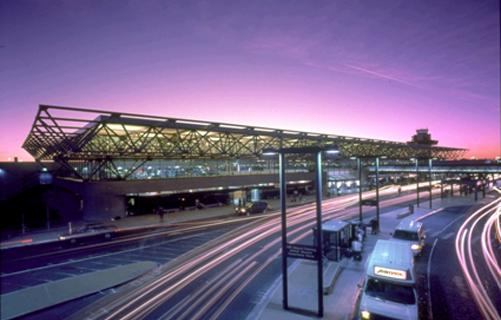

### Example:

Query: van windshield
xmin=365 ymin=278 xmax=416 ymax=305
xmin=393 ymin=230 xmax=419 ymax=241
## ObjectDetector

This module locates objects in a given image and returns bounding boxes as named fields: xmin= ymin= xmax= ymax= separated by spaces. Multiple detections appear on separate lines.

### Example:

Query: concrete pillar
xmin=250 ymin=188 xmax=261 ymax=202
xmin=232 ymin=189 xmax=247 ymax=206
xmin=357 ymin=158 xmax=363 ymax=223
xmin=81 ymin=185 xmax=126 ymax=221
xmin=375 ymin=157 xmax=380 ymax=223
xmin=415 ymin=158 xmax=420 ymax=207
xmin=428 ymin=159 xmax=432 ymax=209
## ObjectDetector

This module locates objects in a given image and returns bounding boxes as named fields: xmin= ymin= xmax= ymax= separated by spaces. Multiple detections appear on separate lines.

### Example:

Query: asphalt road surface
xmin=65 ymin=187 xmax=443 ymax=320
xmin=1 ymin=185 xmax=459 ymax=320
xmin=416 ymin=198 xmax=501 ymax=320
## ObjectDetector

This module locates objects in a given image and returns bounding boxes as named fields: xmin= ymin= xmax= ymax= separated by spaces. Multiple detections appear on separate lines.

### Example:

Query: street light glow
xmin=262 ymin=148 xmax=278 ymax=156
xmin=325 ymin=145 xmax=340 ymax=155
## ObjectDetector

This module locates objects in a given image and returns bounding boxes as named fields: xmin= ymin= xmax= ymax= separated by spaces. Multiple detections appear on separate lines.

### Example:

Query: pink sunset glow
xmin=1 ymin=1 xmax=499 ymax=160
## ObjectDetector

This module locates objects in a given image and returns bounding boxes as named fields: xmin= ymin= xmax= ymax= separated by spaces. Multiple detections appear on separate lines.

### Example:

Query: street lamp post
xmin=415 ymin=158 xmax=420 ymax=207
xmin=357 ymin=157 xmax=363 ymax=223
xmin=278 ymin=152 xmax=288 ymax=310
xmin=428 ymin=158 xmax=433 ymax=209
xmin=375 ymin=157 xmax=380 ymax=227
xmin=314 ymin=150 xmax=324 ymax=316
xmin=265 ymin=145 xmax=339 ymax=318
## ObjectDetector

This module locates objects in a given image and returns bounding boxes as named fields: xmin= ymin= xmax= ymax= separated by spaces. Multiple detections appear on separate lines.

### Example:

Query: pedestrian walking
xmin=158 ymin=207 xmax=165 ymax=222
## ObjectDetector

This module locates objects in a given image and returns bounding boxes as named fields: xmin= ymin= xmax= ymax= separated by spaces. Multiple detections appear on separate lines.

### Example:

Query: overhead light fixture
xmin=262 ymin=148 xmax=278 ymax=156
xmin=325 ymin=145 xmax=340 ymax=155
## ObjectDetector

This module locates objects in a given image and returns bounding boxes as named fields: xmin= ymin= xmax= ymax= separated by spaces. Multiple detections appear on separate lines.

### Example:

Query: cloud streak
xmin=343 ymin=63 xmax=419 ymax=88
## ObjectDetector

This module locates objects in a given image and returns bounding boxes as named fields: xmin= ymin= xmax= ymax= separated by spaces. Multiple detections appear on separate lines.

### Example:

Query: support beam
xmin=375 ymin=157 xmax=380 ymax=227
xmin=428 ymin=158 xmax=432 ymax=209
xmin=315 ymin=151 xmax=324 ymax=318
xmin=279 ymin=152 xmax=288 ymax=310
xmin=279 ymin=148 xmax=325 ymax=318
xmin=415 ymin=158 xmax=420 ymax=207
xmin=357 ymin=158 xmax=363 ymax=223
xmin=23 ymin=105 xmax=467 ymax=179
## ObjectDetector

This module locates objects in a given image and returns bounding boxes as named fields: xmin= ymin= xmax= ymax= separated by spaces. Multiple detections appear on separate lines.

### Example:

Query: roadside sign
xmin=286 ymin=243 xmax=319 ymax=260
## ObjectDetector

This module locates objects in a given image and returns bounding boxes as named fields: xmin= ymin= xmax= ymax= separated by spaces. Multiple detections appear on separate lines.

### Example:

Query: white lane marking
xmin=442 ymin=232 xmax=455 ymax=240
xmin=437 ymin=214 xmax=466 ymax=237
xmin=416 ymin=208 xmax=445 ymax=221
xmin=0 ymin=233 xmax=201 ymax=278
xmin=245 ymin=259 xmax=301 ymax=320
xmin=426 ymin=212 xmax=467 ymax=319
xmin=427 ymin=238 xmax=438 ymax=320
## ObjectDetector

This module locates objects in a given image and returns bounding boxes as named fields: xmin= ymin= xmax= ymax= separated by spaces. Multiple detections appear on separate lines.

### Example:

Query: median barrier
xmin=0 ymin=261 xmax=157 ymax=320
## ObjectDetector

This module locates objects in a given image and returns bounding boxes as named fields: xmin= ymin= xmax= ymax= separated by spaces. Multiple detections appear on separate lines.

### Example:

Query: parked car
xmin=235 ymin=201 xmax=269 ymax=215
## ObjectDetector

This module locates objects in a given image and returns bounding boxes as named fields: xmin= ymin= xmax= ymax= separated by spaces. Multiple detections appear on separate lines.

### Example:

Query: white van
xmin=359 ymin=239 xmax=418 ymax=320
xmin=392 ymin=218 xmax=425 ymax=256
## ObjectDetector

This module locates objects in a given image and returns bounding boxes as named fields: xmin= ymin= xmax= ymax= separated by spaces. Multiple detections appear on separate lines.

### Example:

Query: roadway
xmin=1 ymin=221 xmax=250 ymax=320
xmin=60 ymin=186 xmax=447 ymax=320
xmin=0 ymin=219 xmax=253 ymax=275
xmin=2 ymin=183 xmax=479 ymax=320
xmin=412 ymin=195 xmax=500 ymax=320
xmin=453 ymin=195 xmax=500 ymax=320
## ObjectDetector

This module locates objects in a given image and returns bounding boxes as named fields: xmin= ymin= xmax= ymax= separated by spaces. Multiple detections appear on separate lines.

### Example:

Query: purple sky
xmin=1 ymin=0 xmax=499 ymax=160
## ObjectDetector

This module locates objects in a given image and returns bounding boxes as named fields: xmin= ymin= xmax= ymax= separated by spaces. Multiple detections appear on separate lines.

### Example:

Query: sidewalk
xmin=0 ymin=195 xmax=318 ymax=250
xmin=254 ymin=195 xmax=477 ymax=320
xmin=0 ymin=191 xmax=482 ymax=250
xmin=0 ymin=184 xmax=408 ymax=249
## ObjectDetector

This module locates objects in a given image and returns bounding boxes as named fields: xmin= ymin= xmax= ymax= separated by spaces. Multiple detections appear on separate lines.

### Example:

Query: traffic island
xmin=256 ymin=259 xmax=346 ymax=319
xmin=0 ymin=261 xmax=157 ymax=320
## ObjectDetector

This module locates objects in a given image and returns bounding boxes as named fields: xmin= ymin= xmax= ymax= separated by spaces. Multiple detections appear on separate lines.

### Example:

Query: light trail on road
xmin=72 ymin=184 xmax=443 ymax=320
xmin=455 ymin=189 xmax=501 ymax=320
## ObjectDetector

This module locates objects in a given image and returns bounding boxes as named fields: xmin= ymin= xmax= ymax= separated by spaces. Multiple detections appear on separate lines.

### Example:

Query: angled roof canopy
xmin=23 ymin=105 xmax=466 ymax=163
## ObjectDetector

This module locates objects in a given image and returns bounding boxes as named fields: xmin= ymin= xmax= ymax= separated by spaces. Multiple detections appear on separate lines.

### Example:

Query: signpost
xmin=286 ymin=244 xmax=319 ymax=261
xmin=269 ymin=145 xmax=338 ymax=318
